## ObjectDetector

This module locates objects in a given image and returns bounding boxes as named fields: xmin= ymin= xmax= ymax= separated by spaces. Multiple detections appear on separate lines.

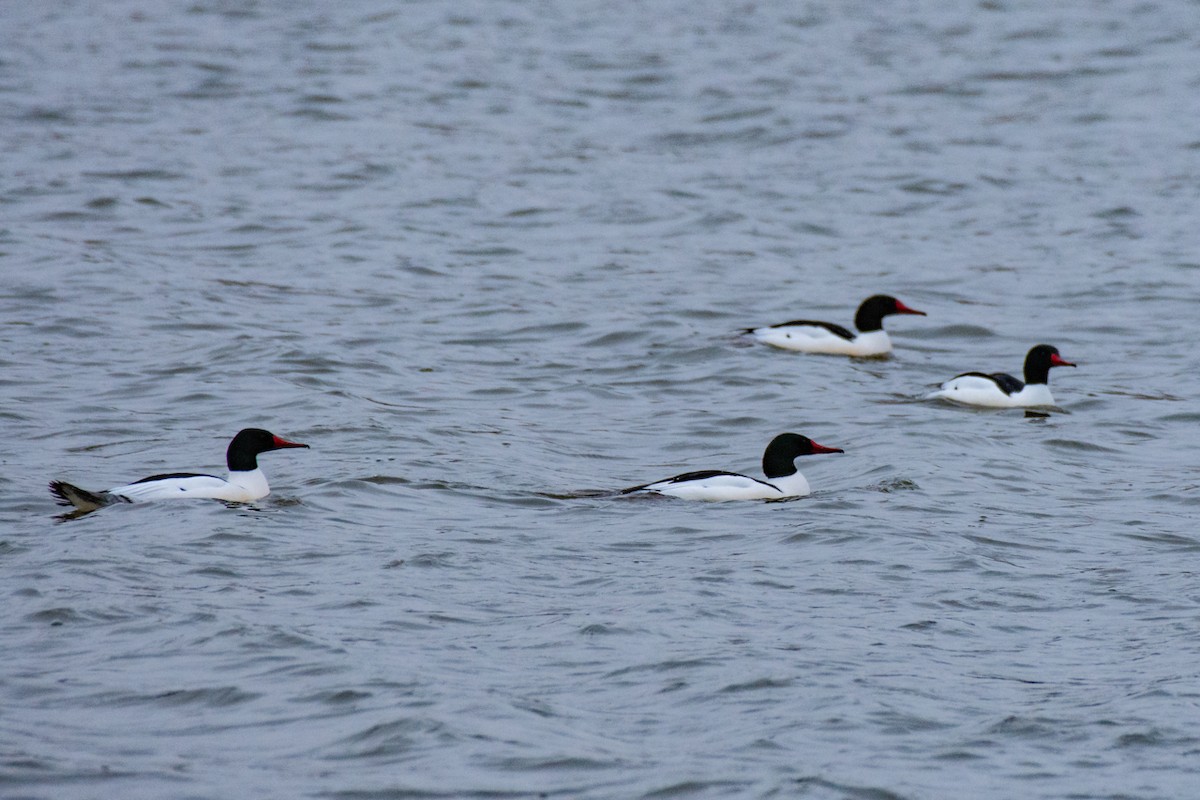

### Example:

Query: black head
xmin=855 ymin=295 xmax=927 ymax=332
xmin=762 ymin=433 xmax=844 ymax=479
xmin=1023 ymin=344 xmax=1076 ymax=385
xmin=226 ymin=428 xmax=309 ymax=472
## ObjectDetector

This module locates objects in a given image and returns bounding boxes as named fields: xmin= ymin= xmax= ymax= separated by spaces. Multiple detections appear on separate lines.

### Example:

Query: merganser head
xmin=1023 ymin=344 xmax=1076 ymax=385
xmin=226 ymin=428 xmax=309 ymax=472
xmin=855 ymin=295 xmax=927 ymax=332
xmin=762 ymin=433 xmax=844 ymax=479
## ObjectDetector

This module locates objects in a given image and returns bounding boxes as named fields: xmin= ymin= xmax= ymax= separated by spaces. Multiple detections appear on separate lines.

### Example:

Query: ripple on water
xmin=5 ymin=2 xmax=1200 ymax=799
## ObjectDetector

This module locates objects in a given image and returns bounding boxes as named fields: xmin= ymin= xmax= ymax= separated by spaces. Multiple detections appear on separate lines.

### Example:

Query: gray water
xmin=3 ymin=1 xmax=1200 ymax=798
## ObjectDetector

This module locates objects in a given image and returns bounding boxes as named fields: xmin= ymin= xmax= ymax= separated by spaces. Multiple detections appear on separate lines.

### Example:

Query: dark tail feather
xmin=49 ymin=481 xmax=116 ymax=512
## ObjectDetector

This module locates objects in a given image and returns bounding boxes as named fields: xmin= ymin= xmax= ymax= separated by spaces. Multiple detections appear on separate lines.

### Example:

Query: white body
xmin=750 ymin=326 xmax=891 ymax=356
xmin=634 ymin=471 xmax=810 ymax=502
xmin=927 ymin=376 xmax=1055 ymax=408
xmin=109 ymin=469 xmax=270 ymax=503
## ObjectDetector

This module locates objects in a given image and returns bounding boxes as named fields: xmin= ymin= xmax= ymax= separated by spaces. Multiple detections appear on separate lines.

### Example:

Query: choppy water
xmin=4 ymin=1 xmax=1200 ymax=798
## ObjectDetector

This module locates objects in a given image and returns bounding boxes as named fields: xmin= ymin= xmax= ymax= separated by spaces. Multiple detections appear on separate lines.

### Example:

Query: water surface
xmin=3 ymin=2 xmax=1200 ymax=798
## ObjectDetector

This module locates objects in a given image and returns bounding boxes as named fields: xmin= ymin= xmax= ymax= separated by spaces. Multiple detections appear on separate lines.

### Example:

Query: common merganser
xmin=49 ymin=428 xmax=309 ymax=512
xmin=620 ymin=433 xmax=843 ymax=501
xmin=926 ymin=344 xmax=1076 ymax=408
xmin=745 ymin=295 xmax=926 ymax=356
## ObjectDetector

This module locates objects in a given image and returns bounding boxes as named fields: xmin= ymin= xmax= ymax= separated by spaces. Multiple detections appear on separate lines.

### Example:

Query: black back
xmin=131 ymin=471 xmax=218 ymax=485
xmin=657 ymin=469 xmax=737 ymax=484
xmin=951 ymin=371 xmax=1023 ymax=395
xmin=764 ymin=319 xmax=856 ymax=341
xmin=620 ymin=469 xmax=742 ymax=494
